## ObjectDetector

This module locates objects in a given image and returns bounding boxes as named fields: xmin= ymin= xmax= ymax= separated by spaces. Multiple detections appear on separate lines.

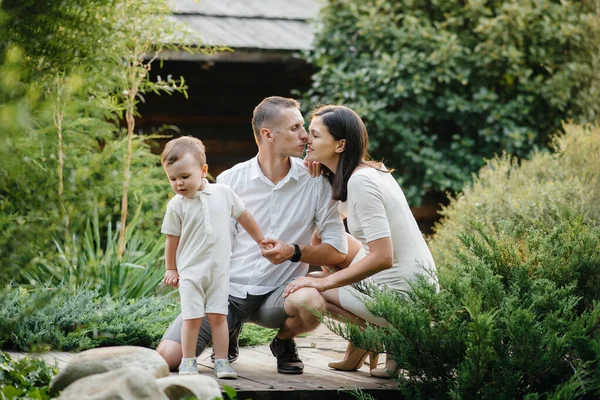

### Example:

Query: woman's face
xmin=305 ymin=115 xmax=342 ymax=164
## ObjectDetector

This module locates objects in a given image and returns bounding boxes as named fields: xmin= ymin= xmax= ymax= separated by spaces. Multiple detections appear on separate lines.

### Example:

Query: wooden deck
xmin=8 ymin=325 xmax=400 ymax=399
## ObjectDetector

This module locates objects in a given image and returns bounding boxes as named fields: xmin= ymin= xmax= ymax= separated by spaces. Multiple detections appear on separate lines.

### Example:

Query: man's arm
xmin=262 ymin=175 xmax=347 ymax=265
xmin=261 ymin=239 xmax=345 ymax=266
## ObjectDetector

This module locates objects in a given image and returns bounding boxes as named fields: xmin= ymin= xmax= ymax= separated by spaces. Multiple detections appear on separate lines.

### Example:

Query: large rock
xmin=57 ymin=367 xmax=168 ymax=400
xmin=157 ymin=375 xmax=222 ymax=400
xmin=50 ymin=346 xmax=169 ymax=395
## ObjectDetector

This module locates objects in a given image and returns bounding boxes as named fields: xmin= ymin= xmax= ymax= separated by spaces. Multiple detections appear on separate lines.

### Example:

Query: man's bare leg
xmin=278 ymin=287 xmax=326 ymax=339
xmin=156 ymin=339 xmax=183 ymax=371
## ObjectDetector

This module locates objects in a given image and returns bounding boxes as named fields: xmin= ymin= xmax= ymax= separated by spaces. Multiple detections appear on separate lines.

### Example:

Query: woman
xmin=284 ymin=105 xmax=438 ymax=377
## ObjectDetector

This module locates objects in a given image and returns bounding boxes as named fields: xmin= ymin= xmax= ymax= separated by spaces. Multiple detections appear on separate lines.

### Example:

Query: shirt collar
xmin=192 ymin=179 xmax=211 ymax=198
xmin=248 ymin=155 xmax=300 ymax=183
xmin=249 ymin=156 xmax=263 ymax=181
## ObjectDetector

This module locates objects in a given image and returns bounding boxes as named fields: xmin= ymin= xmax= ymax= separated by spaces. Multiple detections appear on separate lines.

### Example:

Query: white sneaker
xmin=178 ymin=358 xmax=199 ymax=375
xmin=214 ymin=359 xmax=237 ymax=379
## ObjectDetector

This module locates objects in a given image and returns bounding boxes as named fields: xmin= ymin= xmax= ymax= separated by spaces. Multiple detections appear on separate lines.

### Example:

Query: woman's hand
xmin=284 ymin=276 xmax=326 ymax=297
xmin=304 ymin=160 xmax=322 ymax=177
xmin=163 ymin=269 xmax=179 ymax=288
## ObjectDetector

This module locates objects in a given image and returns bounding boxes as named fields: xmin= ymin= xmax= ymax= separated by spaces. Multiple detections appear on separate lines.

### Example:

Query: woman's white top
xmin=345 ymin=167 xmax=437 ymax=292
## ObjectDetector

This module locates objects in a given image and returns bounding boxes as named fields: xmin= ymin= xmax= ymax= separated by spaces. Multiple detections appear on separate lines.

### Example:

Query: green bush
xmin=0 ymin=286 xmax=179 ymax=352
xmin=302 ymin=0 xmax=600 ymax=205
xmin=431 ymin=122 xmax=600 ymax=266
xmin=0 ymin=352 xmax=57 ymax=400
xmin=327 ymin=209 xmax=600 ymax=399
xmin=323 ymin=122 xmax=600 ymax=398
xmin=23 ymin=204 xmax=167 ymax=299
xmin=238 ymin=324 xmax=277 ymax=347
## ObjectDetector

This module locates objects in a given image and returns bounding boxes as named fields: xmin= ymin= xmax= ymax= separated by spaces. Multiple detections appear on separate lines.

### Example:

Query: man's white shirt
xmin=217 ymin=156 xmax=347 ymax=298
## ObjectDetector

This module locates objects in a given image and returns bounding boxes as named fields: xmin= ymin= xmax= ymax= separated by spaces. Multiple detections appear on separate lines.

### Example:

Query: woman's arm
xmin=283 ymin=236 xmax=393 ymax=296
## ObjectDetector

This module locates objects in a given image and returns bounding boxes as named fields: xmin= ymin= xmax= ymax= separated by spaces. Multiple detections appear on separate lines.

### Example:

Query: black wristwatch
xmin=290 ymin=244 xmax=302 ymax=262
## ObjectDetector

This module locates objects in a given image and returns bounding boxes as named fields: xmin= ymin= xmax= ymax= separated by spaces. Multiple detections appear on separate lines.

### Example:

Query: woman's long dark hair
xmin=311 ymin=105 xmax=370 ymax=202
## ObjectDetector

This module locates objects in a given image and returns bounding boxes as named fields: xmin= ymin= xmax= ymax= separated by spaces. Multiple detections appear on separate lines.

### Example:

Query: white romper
xmin=161 ymin=180 xmax=245 ymax=319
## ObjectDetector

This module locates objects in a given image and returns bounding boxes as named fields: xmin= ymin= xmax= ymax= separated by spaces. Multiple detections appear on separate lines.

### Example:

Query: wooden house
xmin=137 ymin=0 xmax=321 ymax=176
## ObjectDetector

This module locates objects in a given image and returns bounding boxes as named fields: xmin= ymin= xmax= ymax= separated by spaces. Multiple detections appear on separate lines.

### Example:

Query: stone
xmin=57 ymin=367 xmax=168 ymax=400
xmin=157 ymin=375 xmax=222 ymax=400
xmin=49 ymin=346 xmax=169 ymax=395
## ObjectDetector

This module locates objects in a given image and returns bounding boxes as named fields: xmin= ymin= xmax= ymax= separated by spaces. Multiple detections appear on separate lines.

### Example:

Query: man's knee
xmin=286 ymin=287 xmax=326 ymax=316
xmin=156 ymin=339 xmax=182 ymax=371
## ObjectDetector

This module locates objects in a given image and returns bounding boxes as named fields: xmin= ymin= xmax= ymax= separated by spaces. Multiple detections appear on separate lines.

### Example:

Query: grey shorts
xmin=162 ymin=285 xmax=288 ymax=356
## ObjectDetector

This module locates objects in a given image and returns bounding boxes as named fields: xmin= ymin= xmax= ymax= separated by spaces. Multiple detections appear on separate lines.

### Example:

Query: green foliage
xmin=302 ymin=0 xmax=600 ymax=205
xmin=24 ymin=204 xmax=167 ymax=299
xmin=0 ymin=0 xmax=192 ymax=285
xmin=323 ymin=122 xmax=600 ymax=399
xmin=238 ymin=324 xmax=277 ymax=347
xmin=432 ymin=122 xmax=600 ymax=266
xmin=0 ymin=352 xmax=57 ymax=400
xmin=326 ymin=210 xmax=600 ymax=399
xmin=0 ymin=286 xmax=178 ymax=352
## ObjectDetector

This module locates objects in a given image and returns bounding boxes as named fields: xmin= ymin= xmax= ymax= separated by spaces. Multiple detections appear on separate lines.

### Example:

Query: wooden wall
xmin=136 ymin=57 xmax=314 ymax=177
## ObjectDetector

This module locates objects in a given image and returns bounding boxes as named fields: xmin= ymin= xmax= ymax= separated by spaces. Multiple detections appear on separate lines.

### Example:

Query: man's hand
xmin=163 ymin=269 xmax=179 ymax=288
xmin=261 ymin=239 xmax=295 ymax=264
xmin=284 ymin=276 xmax=326 ymax=297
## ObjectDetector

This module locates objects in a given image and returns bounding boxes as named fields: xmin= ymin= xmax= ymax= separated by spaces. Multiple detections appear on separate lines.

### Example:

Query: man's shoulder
xmin=292 ymin=158 xmax=327 ymax=184
xmin=209 ymin=182 xmax=235 ymax=195
xmin=217 ymin=158 xmax=254 ymax=183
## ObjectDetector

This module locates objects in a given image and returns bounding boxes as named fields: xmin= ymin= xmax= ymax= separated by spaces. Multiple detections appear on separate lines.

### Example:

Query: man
xmin=157 ymin=96 xmax=348 ymax=374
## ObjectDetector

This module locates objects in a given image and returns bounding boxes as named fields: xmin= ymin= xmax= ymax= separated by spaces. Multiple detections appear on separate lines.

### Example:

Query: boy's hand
xmin=259 ymin=238 xmax=275 ymax=251
xmin=163 ymin=269 xmax=179 ymax=288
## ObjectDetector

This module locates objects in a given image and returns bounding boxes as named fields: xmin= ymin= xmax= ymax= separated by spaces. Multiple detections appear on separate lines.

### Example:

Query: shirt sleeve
xmin=348 ymin=172 xmax=391 ymax=242
xmin=314 ymin=177 xmax=348 ymax=255
xmin=223 ymin=185 xmax=245 ymax=219
xmin=161 ymin=197 xmax=182 ymax=236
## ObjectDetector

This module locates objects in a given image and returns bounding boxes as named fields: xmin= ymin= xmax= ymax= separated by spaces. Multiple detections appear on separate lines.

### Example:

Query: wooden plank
xmin=7 ymin=324 xmax=399 ymax=395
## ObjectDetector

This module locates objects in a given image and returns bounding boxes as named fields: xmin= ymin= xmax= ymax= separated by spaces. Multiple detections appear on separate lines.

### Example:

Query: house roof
xmin=165 ymin=0 xmax=322 ymax=60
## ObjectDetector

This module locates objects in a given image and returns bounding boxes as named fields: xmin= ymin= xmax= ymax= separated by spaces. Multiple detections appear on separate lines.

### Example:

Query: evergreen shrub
xmin=0 ymin=286 xmax=179 ymax=352
xmin=431 ymin=122 xmax=600 ymax=266
xmin=329 ymin=210 xmax=600 ymax=399
xmin=325 ymin=123 xmax=600 ymax=399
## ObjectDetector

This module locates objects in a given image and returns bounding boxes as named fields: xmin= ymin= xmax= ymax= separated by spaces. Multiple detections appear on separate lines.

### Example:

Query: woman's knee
xmin=156 ymin=339 xmax=182 ymax=371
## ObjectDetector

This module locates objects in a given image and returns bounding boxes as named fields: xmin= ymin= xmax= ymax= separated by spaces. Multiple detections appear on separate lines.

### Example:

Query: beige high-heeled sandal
xmin=370 ymin=355 xmax=399 ymax=378
xmin=328 ymin=346 xmax=379 ymax=371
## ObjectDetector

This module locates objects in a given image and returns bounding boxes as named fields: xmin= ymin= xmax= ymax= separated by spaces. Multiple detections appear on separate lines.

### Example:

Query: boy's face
xmin=164 ymin=152 xmax=208 ymax=198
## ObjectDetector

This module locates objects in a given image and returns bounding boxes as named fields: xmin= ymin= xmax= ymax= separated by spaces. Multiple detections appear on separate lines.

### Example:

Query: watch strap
xmin=290 ymin=243 xmax=302 ymax=262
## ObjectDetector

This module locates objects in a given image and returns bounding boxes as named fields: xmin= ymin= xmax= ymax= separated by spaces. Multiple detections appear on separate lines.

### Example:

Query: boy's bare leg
xmin=182 ymin=318 xmax=203 ymax=358
xmin=206 ymin=313 xmax=229 ymax=360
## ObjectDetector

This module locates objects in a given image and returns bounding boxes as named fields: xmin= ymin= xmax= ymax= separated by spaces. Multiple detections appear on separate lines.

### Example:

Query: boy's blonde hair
xmin=162 ymin=136 xmax=206 ymax=166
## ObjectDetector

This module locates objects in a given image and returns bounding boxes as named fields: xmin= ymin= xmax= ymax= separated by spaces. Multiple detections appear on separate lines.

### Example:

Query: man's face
xmin=271 ymin=107 xmax=308 ymax=158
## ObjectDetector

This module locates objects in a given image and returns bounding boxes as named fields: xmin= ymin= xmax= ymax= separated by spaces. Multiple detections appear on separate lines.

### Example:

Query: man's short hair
xmin=161 ymin=136 xmax=206 ymax=166
xmin=252 ymin=96 xmax=300 ymax=141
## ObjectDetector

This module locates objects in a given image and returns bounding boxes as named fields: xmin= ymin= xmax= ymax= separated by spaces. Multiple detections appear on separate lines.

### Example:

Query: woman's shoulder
xmin=350 ymin=164 xmax=387 ymax=181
